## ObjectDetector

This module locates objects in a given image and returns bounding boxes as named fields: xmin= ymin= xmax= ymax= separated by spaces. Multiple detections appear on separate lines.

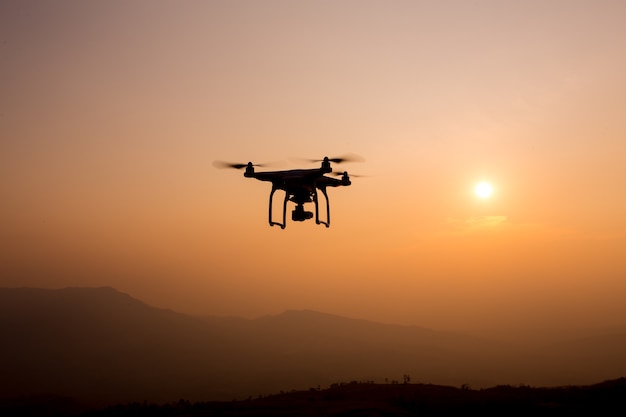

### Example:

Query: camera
xmin=292 ymin=205 xmax=313 ymax=222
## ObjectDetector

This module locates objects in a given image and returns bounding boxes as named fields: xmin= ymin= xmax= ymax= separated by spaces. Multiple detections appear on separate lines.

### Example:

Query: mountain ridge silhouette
xmin=1 ymin=286 xmax=625 ymax=407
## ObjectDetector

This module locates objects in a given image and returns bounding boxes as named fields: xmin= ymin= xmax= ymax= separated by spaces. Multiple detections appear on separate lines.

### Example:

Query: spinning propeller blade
xmin=331 ymin=171 xmax=369 ymax=178
xmin=328 ymin=153 xmax=365 ymax=164
xmin=295 ymin=153 xmax=365 ymax=164
xmin=212 ymin=160 xmax=270 ymax=170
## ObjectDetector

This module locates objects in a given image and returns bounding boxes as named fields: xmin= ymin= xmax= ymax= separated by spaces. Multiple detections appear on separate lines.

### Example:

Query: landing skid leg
xmin=314 ymin=188 xmax=330 ymax=228
xmin=268 ymin=187 xmax=287 ymax=229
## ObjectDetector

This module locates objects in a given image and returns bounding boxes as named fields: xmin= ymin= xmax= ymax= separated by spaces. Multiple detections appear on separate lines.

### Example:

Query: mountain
xmin=0 ymin=287 xmax=232 ymax=405
xmin=1 ymin=287 xmax=625 ymax=408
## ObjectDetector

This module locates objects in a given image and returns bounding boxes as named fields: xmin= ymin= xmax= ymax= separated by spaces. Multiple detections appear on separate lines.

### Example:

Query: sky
xmin=2 ymin=0 xmax=626 ymax=340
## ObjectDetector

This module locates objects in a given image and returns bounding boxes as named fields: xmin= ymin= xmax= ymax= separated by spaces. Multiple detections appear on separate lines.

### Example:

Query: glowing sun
xmin=475 ymin=182 xmax=493 ymax=199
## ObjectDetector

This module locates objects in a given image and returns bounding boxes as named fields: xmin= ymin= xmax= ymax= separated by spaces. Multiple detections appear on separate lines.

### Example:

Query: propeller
xmin=212 ymin=160 xmax=271 ymax=170
xmin=331 ymin=171 xmax=369 ymax=178
xmin=294 ymin=153 xmax=365 ymax=164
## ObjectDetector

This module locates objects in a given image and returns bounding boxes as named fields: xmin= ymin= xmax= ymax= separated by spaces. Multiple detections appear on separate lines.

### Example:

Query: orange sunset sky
xmin=2 ymin=0 xmax=626 ymax=340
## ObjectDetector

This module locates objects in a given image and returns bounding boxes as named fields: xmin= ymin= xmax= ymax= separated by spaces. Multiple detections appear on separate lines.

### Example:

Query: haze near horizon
xmin=2 ymin=0 xmax=626 ymax=342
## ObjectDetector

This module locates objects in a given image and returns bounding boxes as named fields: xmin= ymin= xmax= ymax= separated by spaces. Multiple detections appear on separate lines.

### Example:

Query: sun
xmin=475 ymin=182 xmax=493 ymax=199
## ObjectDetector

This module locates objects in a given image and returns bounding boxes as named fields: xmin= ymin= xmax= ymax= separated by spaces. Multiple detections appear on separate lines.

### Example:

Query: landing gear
xmin=268 ymin=186 xmax=331 ymax=228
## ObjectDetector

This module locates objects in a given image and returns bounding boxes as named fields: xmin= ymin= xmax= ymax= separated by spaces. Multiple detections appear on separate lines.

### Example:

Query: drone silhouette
xmin=213 ymin=155 xmax=364 ymax=228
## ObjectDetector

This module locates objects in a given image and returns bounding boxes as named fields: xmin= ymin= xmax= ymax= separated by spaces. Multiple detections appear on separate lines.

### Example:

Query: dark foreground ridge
xmin=7 ymin=378 xmax=619 ymax=417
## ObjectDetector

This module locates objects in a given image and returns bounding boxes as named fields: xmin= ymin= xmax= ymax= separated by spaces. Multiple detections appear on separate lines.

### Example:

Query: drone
xmin=213 ymin=155 xmax=363 ymax=228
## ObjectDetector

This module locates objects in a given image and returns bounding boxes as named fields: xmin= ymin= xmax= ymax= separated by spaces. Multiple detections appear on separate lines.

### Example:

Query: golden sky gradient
xmin=2 ymin=0 xmax=626 ymax=339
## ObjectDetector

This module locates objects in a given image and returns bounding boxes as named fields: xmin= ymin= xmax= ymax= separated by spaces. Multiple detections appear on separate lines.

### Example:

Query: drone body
xmin=214 ymin=156 xmax=359 ymax=228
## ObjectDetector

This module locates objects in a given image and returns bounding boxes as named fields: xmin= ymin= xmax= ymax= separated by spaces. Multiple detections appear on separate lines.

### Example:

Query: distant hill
xmin=1 ymin=287 xmax=625 ymax=408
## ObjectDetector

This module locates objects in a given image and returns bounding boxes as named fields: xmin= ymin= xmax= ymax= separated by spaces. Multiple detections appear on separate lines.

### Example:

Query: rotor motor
xmin=244 ymin=162 xmax=255 ymax=177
